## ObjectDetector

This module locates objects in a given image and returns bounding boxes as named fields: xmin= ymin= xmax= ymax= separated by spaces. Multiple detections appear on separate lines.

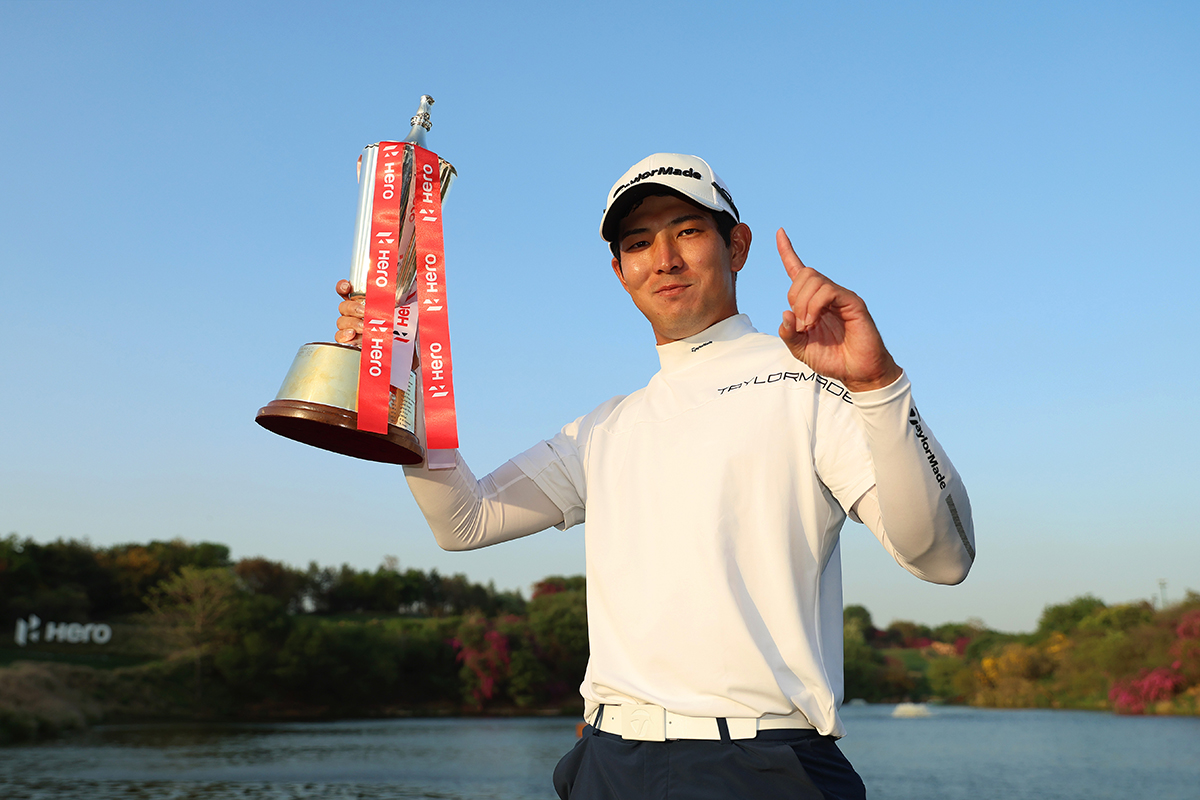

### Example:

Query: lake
xmin=1 ymin=705 xmax=1197 ymax=799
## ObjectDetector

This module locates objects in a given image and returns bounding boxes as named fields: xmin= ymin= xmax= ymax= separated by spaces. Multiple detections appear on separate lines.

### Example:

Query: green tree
xmin=931 ymin=621 xmax=981 ymax=646
xmin=884 ymin=620 xmax=932 ymax=648
xmin=485 ymin=581 xmax=528 ymax=617
xmin=98 ymin=539 xmax=231 ymax=615
xmin=396 ymin=567 xmax=432 ymax=613
xmin=533 ymin=575 xmax=587 ymax=599
xmin=528 ymin=582 xmax=588 ymax=702
xmin=1037 ymin=595 xmax=1106 ymax=638
xmin=392 ymin=618 xmax=460 ymax=703
xmin=843 ymin=616 xmax=885 ymax=701
xmin=1 ymin=535 xmax=117 ymax=622
xmin=843 ymin=605 xmax=875 ymax=638
xmin=212 ymin=594 xmax=294 ymax=700
xmin=273 ymin=619 xmax=399 ymax=708
xmin=927 ymin=656 xmax=971 ymax=701
xmin=1077 ymin=602 xmax=1154 ymax=634
xmin=144 ymin=566 xmax=241 ymax=702
xmin=234 ymin=558 xmax=305 ymax=612
xmin=499 ymin=615 xmax=551 ymax=707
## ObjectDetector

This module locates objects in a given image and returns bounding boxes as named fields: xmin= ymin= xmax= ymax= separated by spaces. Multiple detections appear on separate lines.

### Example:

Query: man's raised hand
xmin=776 ymin=228 xmax=902 ymax=393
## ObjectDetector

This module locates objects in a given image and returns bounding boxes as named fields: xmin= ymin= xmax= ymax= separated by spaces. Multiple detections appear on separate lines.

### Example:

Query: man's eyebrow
xmin=619 ymin=214 xmax=709 ymax=243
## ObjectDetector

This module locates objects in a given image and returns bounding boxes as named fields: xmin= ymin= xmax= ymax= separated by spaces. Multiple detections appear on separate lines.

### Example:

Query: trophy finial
xmin=410 ymin=95 xmax=434 ymax=132
xmin=404 ymin=95 xmax=434 ymax=148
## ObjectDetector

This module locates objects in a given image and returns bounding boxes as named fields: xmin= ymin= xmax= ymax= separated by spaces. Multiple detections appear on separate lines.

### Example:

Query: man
xmin=336 ymin=153 xmax=975 ymax=799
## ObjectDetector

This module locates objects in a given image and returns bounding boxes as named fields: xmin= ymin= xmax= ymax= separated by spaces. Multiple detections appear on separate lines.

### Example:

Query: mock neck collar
xmin=655 ymin=314 xmax=756 ymax=373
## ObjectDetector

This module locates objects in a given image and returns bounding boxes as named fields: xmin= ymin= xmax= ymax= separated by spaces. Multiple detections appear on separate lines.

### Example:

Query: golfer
xmin=336 ymin=153 xmax=976 ymax=799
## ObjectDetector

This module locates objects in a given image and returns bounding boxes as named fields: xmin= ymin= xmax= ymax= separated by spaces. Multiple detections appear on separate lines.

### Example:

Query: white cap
xmin=600 ymin=153 xmax=739 ymax=242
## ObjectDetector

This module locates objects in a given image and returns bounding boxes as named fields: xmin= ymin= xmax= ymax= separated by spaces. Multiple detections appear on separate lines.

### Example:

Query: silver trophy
xmin=256 ymin=95 xmax=456 ymax=464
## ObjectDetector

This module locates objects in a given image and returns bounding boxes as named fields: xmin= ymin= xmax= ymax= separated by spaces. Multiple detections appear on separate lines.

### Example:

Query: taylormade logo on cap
xmin=600 ymin=153 xmax=739 ymax=242
xmin=611 ymin=165 xmax=705 ymax=199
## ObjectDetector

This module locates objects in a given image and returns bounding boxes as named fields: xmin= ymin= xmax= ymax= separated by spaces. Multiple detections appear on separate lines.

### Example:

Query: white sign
xmin=13 ymin=614 xmax=112 ymax=646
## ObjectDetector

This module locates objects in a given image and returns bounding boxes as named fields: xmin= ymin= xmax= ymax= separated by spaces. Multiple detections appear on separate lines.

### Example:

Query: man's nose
xmin=653 ymin=235 xmax=683 ymax=273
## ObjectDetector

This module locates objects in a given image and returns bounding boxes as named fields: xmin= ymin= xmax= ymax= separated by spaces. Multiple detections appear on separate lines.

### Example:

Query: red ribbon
xmin=413 ymin=144 xmax=458 ymax=465
xmin=356 ymin=141 xmax=406 ymax=434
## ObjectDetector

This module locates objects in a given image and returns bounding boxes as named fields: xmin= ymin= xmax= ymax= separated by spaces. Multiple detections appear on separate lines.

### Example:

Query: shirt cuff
xmin=847 ymin=370 xmax=909 ymax=409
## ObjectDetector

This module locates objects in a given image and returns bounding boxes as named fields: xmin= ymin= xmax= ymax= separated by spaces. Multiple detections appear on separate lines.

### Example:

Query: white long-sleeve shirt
xmin=404 ymin=314 xmax=974 ymax=737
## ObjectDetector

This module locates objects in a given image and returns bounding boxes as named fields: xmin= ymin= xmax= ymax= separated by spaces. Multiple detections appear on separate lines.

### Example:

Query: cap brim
xmin=602 ymin=185 xmax=708 ymax=244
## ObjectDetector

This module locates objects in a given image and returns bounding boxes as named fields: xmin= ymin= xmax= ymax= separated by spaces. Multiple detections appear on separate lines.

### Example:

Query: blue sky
xmin=1 ymin=1 xmax=1196 ymax=632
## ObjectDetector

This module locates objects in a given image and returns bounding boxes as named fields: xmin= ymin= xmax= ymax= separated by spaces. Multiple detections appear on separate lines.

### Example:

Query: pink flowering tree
xmin=452 ymin=612 xmax=513 ymax=708
xmin=1109 ymin=607 xmax=1200 ymax=713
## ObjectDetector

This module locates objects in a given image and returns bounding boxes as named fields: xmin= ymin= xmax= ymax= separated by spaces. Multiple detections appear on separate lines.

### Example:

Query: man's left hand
xmin=776 ymin=228 xmax=903 ymax=393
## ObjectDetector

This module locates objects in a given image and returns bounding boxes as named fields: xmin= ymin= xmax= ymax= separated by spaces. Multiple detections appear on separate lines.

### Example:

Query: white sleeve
xmin=848 ymin=372 xmax=976 ymax=585
xmin=402 ymin=376 xmax=617 ymax=547
xmin=509 ymin=395 xmax=627 ymax=531
xmin=400 ymin=371 xmax=571 ymax=550
xmin=403 ymin=454 xmax=565 ymax=551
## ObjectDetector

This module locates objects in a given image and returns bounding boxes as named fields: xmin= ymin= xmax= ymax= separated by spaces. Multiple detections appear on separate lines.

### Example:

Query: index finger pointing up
xmin=776 ymin=228 xmax=807 ymax=280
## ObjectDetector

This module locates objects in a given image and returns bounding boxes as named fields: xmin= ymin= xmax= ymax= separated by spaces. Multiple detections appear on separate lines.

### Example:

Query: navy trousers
xmin=553 ymin=721 xmax=867 ymax=800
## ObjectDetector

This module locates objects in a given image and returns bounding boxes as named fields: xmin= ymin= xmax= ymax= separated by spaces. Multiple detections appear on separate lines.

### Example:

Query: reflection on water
xmin=2 ymin=707 xmax=1198 ymax=799
xmin=0 ymin=717 xmax=575 ymax=800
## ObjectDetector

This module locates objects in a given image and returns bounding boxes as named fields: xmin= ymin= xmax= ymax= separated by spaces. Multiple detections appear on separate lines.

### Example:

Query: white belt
xmin=595 ymin=704 xmax=813 ymax=742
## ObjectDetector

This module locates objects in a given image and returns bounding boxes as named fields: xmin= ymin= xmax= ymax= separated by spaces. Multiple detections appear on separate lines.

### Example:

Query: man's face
xmin=611 ymin=194 xmax=751 ymax=345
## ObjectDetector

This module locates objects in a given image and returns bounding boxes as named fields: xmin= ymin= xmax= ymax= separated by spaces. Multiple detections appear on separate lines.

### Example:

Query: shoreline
xmin=6 ymin=656 xmax=1195 ymax=749
xmin=0 ymin=658 xmax=585 ymax=745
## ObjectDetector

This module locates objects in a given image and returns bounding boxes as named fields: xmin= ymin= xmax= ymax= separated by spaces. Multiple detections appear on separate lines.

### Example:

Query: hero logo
xmin=426 ymin=341 xmax=449 ymax=398
xmin=908 ymin=407 xmax=948 ymax=489
xmin=14 ymin=614 xmax=112 ymax=647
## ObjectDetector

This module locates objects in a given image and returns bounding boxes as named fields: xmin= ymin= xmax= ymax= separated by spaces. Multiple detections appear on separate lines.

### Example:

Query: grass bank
xmin=0 ymin=657 xmax=201 ymax=744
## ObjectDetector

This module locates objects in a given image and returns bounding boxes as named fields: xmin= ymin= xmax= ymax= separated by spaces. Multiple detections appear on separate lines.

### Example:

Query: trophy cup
xmin=255 ymin=95 xmax=457 ymax=465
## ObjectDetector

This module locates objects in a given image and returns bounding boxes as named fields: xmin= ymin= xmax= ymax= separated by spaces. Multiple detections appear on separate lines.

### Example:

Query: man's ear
xmin=729 ymin=223 xmax=752 ymax=274
xmin=611 ymin=256 xmax=629 ymax=289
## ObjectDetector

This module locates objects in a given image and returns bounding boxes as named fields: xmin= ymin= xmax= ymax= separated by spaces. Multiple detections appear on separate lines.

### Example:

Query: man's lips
xmin=655 ymin=283 xmax=690 ymax=297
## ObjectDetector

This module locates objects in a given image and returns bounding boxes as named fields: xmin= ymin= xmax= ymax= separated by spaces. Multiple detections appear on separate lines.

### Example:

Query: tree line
xmin=3 ymin=534 xmax=1197 ymax=718
xmin=920 ymin=592 xmax=1200 ymax=714
xmin=0 ymin=535 xmax=525 ymax=623
xmin=1 ymin=534 xmax=583 ymax=714
xmin=841 ymin=592 xmax=1200 ymax=716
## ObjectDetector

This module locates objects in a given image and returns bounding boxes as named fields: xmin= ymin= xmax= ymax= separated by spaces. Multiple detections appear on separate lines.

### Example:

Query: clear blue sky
xmin=2 ymin=1 xmax=1196 ymax=632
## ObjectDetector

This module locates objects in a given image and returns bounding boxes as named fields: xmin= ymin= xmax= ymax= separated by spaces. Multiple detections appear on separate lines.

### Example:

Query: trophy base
xmin=256 ymin=341 xmax=423 ymax=466
xmin=256 ymin=399 xmax=424 ymax=465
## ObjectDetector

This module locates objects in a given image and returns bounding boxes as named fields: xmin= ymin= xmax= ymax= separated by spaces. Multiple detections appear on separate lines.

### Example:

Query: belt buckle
xmin=620 ymin=704 xmax=666 ymax=742
xmin=726 ymin=717 xmax=757 ymax=739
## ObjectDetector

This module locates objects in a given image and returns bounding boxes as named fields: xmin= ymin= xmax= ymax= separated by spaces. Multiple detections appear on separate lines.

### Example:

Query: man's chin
xmin=652 ymin=314 xmax=713 ymax=344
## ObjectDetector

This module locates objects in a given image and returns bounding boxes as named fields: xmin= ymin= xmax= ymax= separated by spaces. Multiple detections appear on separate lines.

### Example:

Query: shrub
xmin=1110 ymin=667 xmax=1185 ymax=714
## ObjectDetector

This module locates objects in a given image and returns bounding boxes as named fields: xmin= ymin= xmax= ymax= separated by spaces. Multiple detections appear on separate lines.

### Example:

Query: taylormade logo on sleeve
xmin=909 ymin=407 xmax=948 ymax=489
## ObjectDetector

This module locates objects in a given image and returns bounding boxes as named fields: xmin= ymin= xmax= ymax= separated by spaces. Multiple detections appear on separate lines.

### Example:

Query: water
xmin=836 ymin=704 xmax=1200 ymax=799
xmin=1 ymin=706 xmax=1197 ymax=799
